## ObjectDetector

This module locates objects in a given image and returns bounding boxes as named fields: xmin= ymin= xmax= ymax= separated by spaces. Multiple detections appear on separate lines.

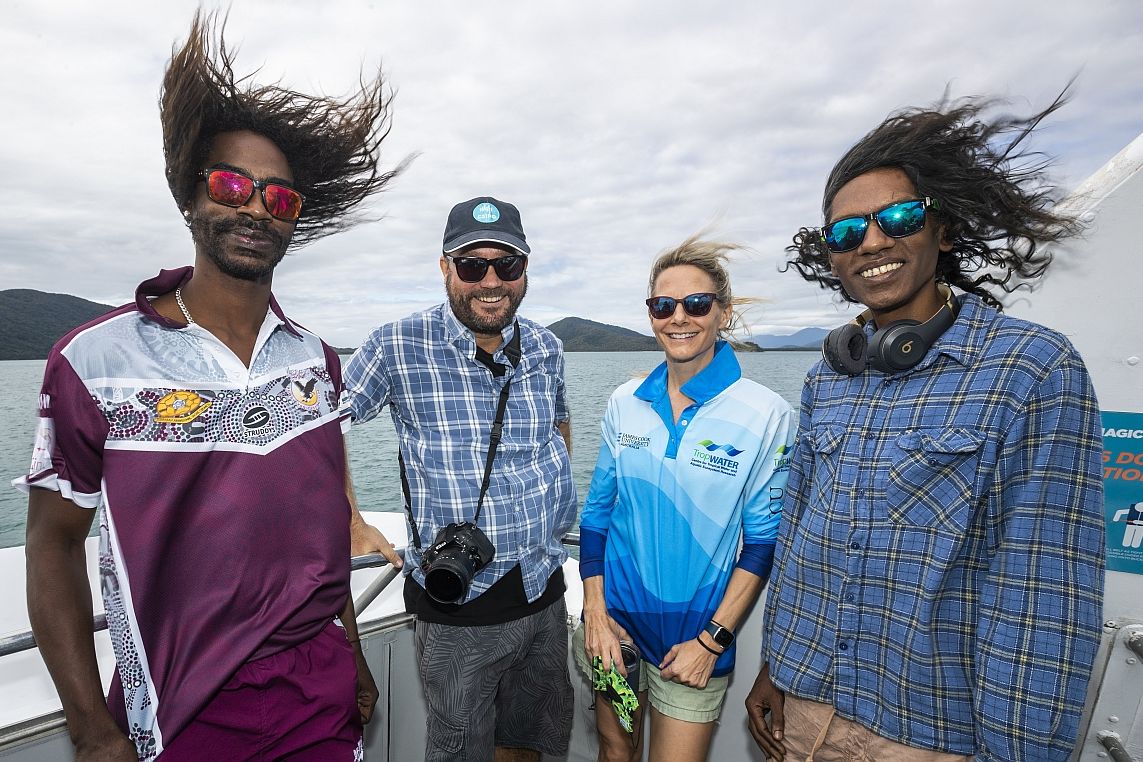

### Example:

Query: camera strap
xmin=400 ymin=321 xmax=521 ymax=549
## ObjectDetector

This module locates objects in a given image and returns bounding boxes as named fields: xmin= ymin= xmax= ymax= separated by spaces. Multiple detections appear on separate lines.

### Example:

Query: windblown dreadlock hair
xmin=783 ymin=88 xmax=1082 ymax=309
xmin=161 ymin=10 xmax=407 ymax=247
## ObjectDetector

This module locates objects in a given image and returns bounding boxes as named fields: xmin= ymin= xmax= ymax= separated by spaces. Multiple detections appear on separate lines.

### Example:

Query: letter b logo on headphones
xmin=822 ymin=284 xmax=957 ymax=376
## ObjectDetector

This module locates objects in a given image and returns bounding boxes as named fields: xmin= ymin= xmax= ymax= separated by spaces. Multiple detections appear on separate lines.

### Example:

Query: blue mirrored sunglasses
xmin=819 ymin=197 xmax=939 ymax=253
xmin=645 ymin=292 xmax=718 ymax=319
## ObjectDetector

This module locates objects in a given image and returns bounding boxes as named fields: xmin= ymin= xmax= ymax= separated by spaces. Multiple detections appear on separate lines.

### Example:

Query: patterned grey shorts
xmin=414 ymin=598 xmax=573 ymax=762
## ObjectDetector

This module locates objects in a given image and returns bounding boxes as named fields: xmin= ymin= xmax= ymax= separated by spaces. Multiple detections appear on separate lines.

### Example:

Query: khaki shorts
xmin=572 ymin=621 xmax=729 ymax=723
xmin=780 ymin=694 xmax=973 ymax=762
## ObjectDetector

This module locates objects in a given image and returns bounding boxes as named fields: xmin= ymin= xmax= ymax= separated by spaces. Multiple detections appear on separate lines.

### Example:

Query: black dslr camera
xmin=420 ymin=522 xmax=496 ymax=604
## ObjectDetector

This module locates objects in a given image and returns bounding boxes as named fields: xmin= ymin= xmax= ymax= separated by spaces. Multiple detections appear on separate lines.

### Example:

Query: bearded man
xmin=342 ymin=197 xmax=576 ymax=762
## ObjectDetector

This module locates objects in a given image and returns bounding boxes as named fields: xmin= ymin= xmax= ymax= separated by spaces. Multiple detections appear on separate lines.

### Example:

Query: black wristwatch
xmin=703 ymin=620 xmax=734 ymax=649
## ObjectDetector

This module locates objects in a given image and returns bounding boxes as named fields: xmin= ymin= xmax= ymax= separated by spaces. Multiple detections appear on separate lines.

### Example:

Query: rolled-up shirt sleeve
xmin=341 ymin=328 xmax=392 ymax=426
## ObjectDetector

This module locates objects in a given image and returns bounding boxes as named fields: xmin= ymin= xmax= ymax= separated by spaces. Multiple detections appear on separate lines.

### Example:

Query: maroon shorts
xmin=112 ymin=620 xmax=363 ymax=760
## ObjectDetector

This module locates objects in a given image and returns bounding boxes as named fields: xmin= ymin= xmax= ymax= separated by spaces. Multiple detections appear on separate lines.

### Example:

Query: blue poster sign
xmin=1102 ymin=411 xmax=1143 ymax=575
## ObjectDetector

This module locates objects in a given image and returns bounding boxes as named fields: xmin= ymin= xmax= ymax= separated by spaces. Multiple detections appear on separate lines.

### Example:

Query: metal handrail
xmin=1098 ymin=731 xmax=1136 ymax=762
xmin=0 ymin=534 xmax=580 ymax=661
xmin=0 ymin=554 xmax=395 ymax=660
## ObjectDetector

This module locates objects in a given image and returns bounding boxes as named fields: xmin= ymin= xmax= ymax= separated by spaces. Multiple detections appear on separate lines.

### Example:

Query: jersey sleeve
xmin=13 ymin=349 xmax=109 ymax=508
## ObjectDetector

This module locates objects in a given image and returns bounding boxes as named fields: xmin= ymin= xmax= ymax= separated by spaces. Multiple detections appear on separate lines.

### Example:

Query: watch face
xmin=707 ymin=622 xmax=733 ymax=647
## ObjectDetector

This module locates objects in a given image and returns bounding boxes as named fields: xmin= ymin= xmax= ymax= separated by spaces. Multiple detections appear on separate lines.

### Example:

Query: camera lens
xmin=424 ymin=548 xmax=478 ymax=604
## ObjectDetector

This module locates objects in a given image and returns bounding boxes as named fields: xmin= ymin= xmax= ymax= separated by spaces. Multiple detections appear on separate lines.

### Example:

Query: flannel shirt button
xmin=838 ymin=641 xmax=849 ymax=652
xmin=845 ymin=593 xmax=855 ymax=602
xmin=850 ymin=541 xmax=860 ymax=550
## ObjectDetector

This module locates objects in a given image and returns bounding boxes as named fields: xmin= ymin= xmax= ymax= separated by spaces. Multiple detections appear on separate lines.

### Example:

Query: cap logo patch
xmin=472 ymin=202 xmax=500 ymax=223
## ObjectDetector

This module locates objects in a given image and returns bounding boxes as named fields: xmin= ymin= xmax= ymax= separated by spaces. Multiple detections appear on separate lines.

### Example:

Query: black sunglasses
xmin=645 ymin=292 xmax=718 ymax=320
xmin=819 ymin=197 xmax=939 ymax=253
xmin=445 ymin=253 xmax=528 ymax=283
xmin=198 ymin=167 xmax=305 ymax=222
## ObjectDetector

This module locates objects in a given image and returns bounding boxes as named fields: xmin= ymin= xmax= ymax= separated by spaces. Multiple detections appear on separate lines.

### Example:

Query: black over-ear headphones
xmin=822 ymin=283 xmax=958 ymax=376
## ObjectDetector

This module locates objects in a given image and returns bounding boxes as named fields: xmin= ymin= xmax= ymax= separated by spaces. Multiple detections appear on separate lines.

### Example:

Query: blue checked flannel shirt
xmin=762 ymin=293 xmax=1104 ymax=761
xmin=341 ymin=303 xmax=577 ymax=603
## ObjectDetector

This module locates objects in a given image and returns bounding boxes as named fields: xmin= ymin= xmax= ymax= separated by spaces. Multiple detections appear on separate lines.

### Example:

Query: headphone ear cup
xmin=822 ymin=323 xmax=868 ymax=376
xmin=867 ymin=322 xmax=923 ymax=373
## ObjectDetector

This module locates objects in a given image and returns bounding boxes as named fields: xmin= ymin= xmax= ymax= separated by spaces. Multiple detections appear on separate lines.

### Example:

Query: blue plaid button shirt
xmin=342 ymin=303 xmax=576 ymax=603
xmin=763 ymin=294 xmax=1104 ymax=761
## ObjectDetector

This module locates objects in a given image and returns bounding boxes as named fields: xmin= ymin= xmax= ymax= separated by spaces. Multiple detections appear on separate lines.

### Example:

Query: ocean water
xmin=0 ymin=351 xmax=814 ymax=549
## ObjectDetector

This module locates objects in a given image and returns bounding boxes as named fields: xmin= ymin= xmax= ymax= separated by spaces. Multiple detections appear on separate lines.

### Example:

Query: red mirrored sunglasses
xmin=197 ymin=167 xmax=305 ymax=222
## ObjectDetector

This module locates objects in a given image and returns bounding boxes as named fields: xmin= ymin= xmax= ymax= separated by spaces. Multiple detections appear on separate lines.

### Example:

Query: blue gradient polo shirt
xmin=579 ymin=341 xmax=794 ymax=676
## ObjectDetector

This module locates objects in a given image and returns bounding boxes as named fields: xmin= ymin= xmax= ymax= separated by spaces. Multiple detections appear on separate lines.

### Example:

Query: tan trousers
xmin=778 ymin=695 xmax=973 ymax=762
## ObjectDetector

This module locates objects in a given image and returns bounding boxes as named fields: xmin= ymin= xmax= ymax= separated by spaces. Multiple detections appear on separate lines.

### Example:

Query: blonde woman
xmin=577 ymin=236 xmax=795 ymax=761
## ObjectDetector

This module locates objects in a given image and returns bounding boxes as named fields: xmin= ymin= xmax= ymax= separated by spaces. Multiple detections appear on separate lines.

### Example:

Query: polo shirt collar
xmin=134 ymin=266 xmax=300 ymax=337
xmin=635 ymin=340 xmax=741 ymax=404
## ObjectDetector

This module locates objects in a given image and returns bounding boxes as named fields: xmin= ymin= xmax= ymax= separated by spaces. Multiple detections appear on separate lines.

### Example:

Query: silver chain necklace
xmin=174 ymin=287 xmax=196 ymax=325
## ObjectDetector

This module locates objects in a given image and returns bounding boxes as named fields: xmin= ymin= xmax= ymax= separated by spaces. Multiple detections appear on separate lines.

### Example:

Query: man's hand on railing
xmin=349 ymin=514 xmax=403 ymax=568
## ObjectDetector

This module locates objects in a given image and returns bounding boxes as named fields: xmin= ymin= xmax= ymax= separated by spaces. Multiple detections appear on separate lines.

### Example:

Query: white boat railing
xmin=0 ymin=529 xmax=586 ymax=759
xmin=0 ymin=533 xmax=582 ymax=661
xmin=0 ymin=553 xmax=398 ymax=661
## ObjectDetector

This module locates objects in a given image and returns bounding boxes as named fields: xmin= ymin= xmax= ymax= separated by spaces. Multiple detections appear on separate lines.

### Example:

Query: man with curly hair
xmin=747 ymin=93 xmax=1104 ymax=762
xmin=18 ymin=11 xmax=405 ymax=759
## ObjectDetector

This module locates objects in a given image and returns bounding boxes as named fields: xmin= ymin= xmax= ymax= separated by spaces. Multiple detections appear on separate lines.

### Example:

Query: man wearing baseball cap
xmin=343 ymin=197 xmax=576 ymax=761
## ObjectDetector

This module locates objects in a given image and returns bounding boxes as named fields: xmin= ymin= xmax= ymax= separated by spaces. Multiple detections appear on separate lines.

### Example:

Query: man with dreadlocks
xmin=18 ymin=11 xmax=404 ymax=760
xmin=747 ymin=94 xmax=1104 ymax=762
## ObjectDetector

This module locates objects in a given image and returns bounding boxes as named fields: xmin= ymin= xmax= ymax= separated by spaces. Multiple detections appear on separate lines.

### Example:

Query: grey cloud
xmin=3 ymin=0 xmax=1142 ymax=348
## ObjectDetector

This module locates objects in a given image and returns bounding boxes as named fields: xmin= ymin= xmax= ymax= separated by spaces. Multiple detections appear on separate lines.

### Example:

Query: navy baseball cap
xmin=442 ymin=196 xmax=531 ymax=255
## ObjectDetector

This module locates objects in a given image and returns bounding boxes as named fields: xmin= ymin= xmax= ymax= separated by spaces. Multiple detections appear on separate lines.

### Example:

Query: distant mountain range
xmin=547 ymin=317 xmax=660 ymax=351
xmin=0 ymin=290 xmax=116 ymax=360
xmin=746 ymin=326 xmax=830 ymax=350
xmin=546 ymin=317 xmax=826 ymax=352
xmin=0 ymin=290 xmax=826 ymax=360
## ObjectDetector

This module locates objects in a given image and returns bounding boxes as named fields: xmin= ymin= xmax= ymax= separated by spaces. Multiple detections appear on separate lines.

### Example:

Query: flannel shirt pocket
xmin=887 ymin=427 xmax=985 ymax=534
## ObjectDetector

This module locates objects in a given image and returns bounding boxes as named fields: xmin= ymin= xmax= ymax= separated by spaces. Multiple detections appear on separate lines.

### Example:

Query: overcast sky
xmin=2 ymin=1 xmax=1142 ymax=346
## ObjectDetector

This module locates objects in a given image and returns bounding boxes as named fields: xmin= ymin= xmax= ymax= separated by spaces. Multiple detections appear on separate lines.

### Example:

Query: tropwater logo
xmin=1104 ymin=428 xmax=1143 ymax=439
xmin=691 ymin=440 xmax=743 ymax=476
xmin=773 ymin=443 xmax=791 ymax=472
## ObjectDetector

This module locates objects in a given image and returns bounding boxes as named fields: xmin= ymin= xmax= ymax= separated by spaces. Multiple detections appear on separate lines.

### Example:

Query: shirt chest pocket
xmin=886 ymin=428 xmax=985 ymax=534
xmin=795 ymin=425 xmax=845 ymax=518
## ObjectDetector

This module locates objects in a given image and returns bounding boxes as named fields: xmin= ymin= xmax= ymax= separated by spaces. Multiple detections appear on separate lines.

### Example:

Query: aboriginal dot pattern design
xmin=96 ymin=368 xmax=335 ymax=448
xmin=100 ymin=509 xmax=159 ymax=759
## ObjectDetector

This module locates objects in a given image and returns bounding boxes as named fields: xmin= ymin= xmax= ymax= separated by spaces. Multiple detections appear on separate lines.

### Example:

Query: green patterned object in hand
xmin=592 ymin=655 xmax=640 ymax=734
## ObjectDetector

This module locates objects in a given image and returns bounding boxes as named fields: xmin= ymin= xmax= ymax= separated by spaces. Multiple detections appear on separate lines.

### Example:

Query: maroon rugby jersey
xmin=15 ymin=267 xmax=352 ymax=758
